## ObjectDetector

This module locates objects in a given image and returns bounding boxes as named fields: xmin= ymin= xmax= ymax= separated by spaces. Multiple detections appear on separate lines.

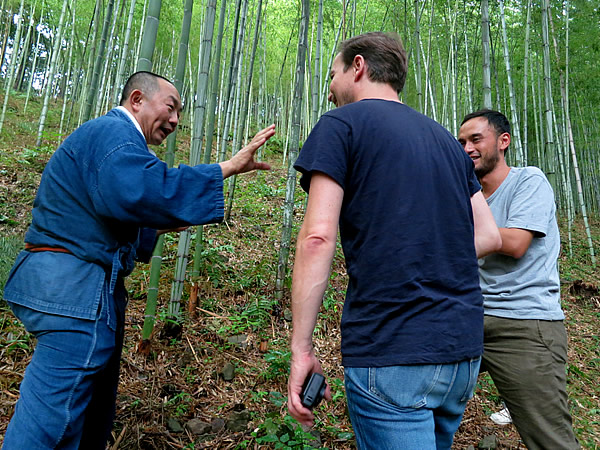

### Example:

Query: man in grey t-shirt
xmin=458 ymin=109 xmax=579 ymax=449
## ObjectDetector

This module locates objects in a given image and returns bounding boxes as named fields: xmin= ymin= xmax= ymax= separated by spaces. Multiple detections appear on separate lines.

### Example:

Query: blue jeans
xmin=3 ymin=282 xmax=126 ymax=449
xmin=344 ymin=357 xmax=481 ymax=450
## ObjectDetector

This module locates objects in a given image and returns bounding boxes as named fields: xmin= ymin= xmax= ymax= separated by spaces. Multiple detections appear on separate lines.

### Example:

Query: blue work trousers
xmin=3 ymin=283 xmax=126 ymax=449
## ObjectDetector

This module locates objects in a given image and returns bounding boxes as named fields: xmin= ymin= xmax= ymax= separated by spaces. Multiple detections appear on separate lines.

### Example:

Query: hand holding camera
xmin=300 ymin=372 xmax=327 ymax=409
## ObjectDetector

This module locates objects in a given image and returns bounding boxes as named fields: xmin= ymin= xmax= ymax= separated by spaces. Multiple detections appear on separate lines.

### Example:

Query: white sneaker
xmin=490 ymin=407 xmax=512 ymax=425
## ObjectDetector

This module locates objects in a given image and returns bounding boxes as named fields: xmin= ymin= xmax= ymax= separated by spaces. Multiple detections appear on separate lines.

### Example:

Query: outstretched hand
xmin=219 ymin=124 xmax=275 ymax=179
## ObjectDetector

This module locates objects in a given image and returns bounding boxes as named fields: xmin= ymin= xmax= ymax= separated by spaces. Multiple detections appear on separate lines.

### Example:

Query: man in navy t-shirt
xmin=286 ymin=32 xmax=501 ymax=449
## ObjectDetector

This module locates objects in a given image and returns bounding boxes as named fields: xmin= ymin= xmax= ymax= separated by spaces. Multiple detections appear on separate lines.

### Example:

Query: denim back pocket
xmin=368 ymin=364 xmax=443 ymax=409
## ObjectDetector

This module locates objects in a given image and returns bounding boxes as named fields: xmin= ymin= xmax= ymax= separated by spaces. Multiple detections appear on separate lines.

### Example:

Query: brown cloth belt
xmin=25 ymin=243 xmax=73 ymax=254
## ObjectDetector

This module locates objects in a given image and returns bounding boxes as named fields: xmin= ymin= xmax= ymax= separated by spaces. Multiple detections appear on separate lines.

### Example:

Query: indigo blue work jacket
xmin=4 ymin=108 xmax=224 ymax=322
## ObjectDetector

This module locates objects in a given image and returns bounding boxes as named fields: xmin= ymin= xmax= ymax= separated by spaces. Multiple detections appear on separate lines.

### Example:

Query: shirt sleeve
xmin=505 ymin=170 xmax=555 ymax=236
xmin=90 ymin=144 xmax=224 ymax=229
xmin=294 ymin=114 xmax=350 ymax=193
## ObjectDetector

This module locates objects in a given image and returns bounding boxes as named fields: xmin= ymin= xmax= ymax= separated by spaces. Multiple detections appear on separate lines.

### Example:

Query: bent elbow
xmin=296 ymin=230 xmax=337 ymax=262
xmin=509 ymin=246 xmax=528 ymax=259
xmin=301 ymin=234 xmax=335 ymax=253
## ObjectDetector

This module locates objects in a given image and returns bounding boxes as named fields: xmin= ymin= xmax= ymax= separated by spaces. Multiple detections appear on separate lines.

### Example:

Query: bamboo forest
xmin=1 ymin=0 xmax=599 ymax=448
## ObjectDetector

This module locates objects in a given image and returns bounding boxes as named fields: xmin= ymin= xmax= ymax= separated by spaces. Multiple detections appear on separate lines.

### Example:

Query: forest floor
xmin=1 ymin=94 xmax=599 ymax=449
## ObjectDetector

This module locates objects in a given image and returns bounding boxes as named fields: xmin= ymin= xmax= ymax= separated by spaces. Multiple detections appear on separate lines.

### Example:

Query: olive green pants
xmin=481 ymin=316 xmax=579 ymax=450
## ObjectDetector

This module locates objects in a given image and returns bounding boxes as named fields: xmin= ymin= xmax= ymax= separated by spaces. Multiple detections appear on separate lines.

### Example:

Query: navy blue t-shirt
xmin=294 ymin=100 xmax=483 ymax=367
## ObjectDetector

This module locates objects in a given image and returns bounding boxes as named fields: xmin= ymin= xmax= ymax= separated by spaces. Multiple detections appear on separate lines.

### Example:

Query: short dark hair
xmin=461 ymin=109 xmax=511 ymax=136
xmin=119 ymin=71 xmax=173 ymax=105
xmin=338 ymin=32 xmax=407 ymax=94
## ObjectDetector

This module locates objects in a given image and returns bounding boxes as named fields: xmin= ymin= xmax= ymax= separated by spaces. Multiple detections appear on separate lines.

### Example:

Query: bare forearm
xmin=471 ymin=191 xmax=502 ymax=258
xmin=291 ymin=235 xmax=336 ymax=354
xmin=475 ymin=228 xmax=502 ymax=258
xmin=497 ymin=227 xmax=533 ymax=259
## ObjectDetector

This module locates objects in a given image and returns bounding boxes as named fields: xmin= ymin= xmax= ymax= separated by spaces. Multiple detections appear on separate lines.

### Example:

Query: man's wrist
xmin=291 ymin=339 xmax=314 ymax=355
xmin=218 ymin=161 xmax=232 ymax=179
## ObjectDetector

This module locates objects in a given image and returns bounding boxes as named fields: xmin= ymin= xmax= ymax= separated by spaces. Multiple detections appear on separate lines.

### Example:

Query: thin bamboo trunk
xmin=522 ymin=0 xmax=532 ymax=164
xmin=319 ymin=1 xmax=347 ymax=116
xmin=134 ymin=0 xmax=148 ymax=64
xmin=438 ymin=45 xmax=448 ymax=128
xmin=275 ymin=0 xmax=309 ymax=301
xmin=490 ymin=27 xmax=501 ymax=112
xmin=462 ymin=1 xmax=472 ymax=113
xmin=201 ymin=0 xmax=228 ymax=166
xmin=534 ymin=58 xmax=544 ymax=169
xmin=23 ymin=5 xmax=43 ymax=113
xmin=548 ymin=0 xmax=595 ymax=264
xmin=14 ymin=2 xmax=35 ymax=91
xmin=481 ymin=0 xmax=492 ymax=109
xmin=83 ymin=0 xmax=115 ymax=122
xmin=449 ymin=1 xmax=458 ymax=136
xmin=499 ymin=0 xmax=524 ymax=166
xmin=422 ymin=0 xmax=435 ymax=119
xmin=167 ymin=0 xmax=217 ymax=320
xmin=0 ymin=4 xmax=12 ymax=71
xmin=141 ymin=0 xmax=196 ymax=339
xmin=218 ymin=0 xmax=248 ymax=164
xmin=65 ymin=3 xmax=96 ymax=131
xmin=94 ymin=0 xmax=122 ymax=118
xmin=190 ymin=0 xmax=218 ymax=168
xmin=359 ymin=0 xmax=369 ymax=33
xmin=541 ymin=0 xmax=557 ymax=185
xmin=413 ymin=0 xmax=422 ymax=112
xmin=215 ymin=26 xmax=230 ymax=163
xmin=225 ymin=0 xmax=263 ymax=221
xmin=311 ymin=0 xmax=323 ymax=127
xmin=0 ymin=0 xmax=25 ymax=134
xmin=113 ymin=0 xmax=137 ymax=106
xmin=58 ymin=3 xmax=77 ymax=143
xmin=272 ymin=7 xmax=299 ymax=124
xmin=35 ymin=0 xmax=69 ymax=148
xmin=552 ymin=104 xmax=574 ymax=249
xmin=79 ymin=0 xmax=103 ymax=124
xmin=137 ymin=0 xmax=161 ymax=71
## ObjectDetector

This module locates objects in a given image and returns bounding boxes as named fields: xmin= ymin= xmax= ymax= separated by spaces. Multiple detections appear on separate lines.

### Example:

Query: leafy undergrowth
xmin=1 ymin=101 xmax=599 ymax=448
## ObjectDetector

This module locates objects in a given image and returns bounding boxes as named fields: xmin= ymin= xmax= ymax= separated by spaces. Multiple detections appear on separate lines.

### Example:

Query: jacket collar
xmin=114 ymin=106 xmax=156 ymax=156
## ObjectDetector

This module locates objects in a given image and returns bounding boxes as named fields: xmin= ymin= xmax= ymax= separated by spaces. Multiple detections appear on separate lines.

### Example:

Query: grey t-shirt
xmin=480 ymin=167 xmax=564 ymax=320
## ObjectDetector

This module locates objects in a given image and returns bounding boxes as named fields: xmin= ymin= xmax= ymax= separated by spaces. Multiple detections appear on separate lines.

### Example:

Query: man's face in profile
xmin=328 ymin=53 xmax=356 ymax=107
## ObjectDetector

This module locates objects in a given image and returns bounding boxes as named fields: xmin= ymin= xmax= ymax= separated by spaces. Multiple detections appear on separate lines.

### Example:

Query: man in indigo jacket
xmin=3 ymin=71 xmax=275 ymax=448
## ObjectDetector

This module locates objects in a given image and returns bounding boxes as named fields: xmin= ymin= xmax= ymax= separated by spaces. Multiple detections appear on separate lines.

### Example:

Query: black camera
xmin=300 ymin=373 xmax=326 ymax=409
